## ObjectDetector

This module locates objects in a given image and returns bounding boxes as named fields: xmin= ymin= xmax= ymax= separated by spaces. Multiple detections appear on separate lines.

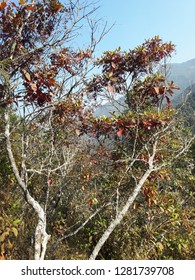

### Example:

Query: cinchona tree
xmin=0 ymin=0 xmax=109 ymax=260
xmin=83 ymin=37 xmax=194 ymax=259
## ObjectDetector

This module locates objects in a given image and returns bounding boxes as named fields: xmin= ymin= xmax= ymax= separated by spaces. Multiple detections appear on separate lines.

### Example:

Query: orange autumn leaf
xmin=0 ymin=2 xmax=6 ymax=9
xmin=117 ymin=128 xmax=124 ymax=137
xmin=0 ymin=254 xmax=6 ymax=260
xmin=53 ymin=3 xmax=63 ymax=11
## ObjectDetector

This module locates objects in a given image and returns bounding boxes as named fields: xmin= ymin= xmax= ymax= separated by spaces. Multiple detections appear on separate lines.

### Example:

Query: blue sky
xmin=93 ymin=0 xmax=195 ymax=63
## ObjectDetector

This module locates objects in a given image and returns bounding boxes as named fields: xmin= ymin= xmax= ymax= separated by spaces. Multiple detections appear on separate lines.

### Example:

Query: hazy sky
xmin=94 ymin=0 xmax=195 ymax=63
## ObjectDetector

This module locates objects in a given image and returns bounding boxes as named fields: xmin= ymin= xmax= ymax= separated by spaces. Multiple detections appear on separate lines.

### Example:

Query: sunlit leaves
xmin=13 ymin=219 xmax=21 ymax=226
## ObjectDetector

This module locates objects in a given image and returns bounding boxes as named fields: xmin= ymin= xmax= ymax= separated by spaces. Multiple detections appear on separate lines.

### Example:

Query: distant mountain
xmin=178 ymin=84 xmax=195 ymax=133
xmin=169 ymin=58 xmax=195 ymax=104
xmin=170 ymin=58 xmax=195 ymax=85
xmin=93 ymin=98 xmax=127 ymax=117
xmin=94 ymin=58 xmax=195 ymax=117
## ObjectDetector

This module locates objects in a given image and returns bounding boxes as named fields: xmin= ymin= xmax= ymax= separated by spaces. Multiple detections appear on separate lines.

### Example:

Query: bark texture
xmin=4 ymin=108 xmax=50 ymax=259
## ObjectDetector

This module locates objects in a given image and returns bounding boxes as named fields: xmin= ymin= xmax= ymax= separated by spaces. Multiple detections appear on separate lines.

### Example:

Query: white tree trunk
xmin=4 ymin=108 xmax=50 ymax=260
xmin=89 ymin=168 xmax=152 ymax=260
xmin=34 ymin=215 xmax=50 ymax=260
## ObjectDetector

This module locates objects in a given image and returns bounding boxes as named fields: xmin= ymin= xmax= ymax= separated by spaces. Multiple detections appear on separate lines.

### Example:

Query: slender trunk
xmin=89 ymin=168 xmax=152 ymax=260
xmin=34 ymin=213 xmax=50 ymax=260
xmin=4 ymin=108 xmax=50 ymax=259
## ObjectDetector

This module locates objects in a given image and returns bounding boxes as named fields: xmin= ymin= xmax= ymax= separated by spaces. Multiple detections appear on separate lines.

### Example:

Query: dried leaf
xmin=12 ymin=227 xmax=18 ymax=238
xmin=7 ymin=239 xmax=14 ymax=250
xmin=29 ymin=82 xmax=37 ymax=91
xmin=23 ymin=70 xmax=31 ymax=82
xmin=75 ymin=129 xmax=81 ymax=136
xmin=156 ymin=242 xmax=164 ymax=252
xmin=154 ymin=86 xmax=159 ymax=94
xmin=1 ymin=243 xmax=5 ymax=255
xmin=0 ymin=231 xmax=9 ymax=242
xmin=0 ymin=255 xmax=6 ymax=260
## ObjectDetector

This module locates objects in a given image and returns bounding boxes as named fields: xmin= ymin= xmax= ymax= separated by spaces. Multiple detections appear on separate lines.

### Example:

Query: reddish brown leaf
xmin=117 ymin=128 xmax=124 ymax=137
xmin=166 ymin=96 xmax=171 ymax=105
xmin=48 ymin=77 xmax=55 ymax=85
xmin=54 ymin=3 xmax=63 ymax=10
xmin=170 ymin=85 xmax=180 ymax=90
xmin=111 ymin=62 xmax=117 ymax=69
xmin=86 ymin=199 xmax=93 ymax=206
xmin=47 ymin=178 xmax=53 ymax=186
xmin=11 ymin=2 xmax=17 ymax=7
xmin=75 ymin=56 xmax=83 ymax=62
xmin=0 ymin=2 xmax=6 ymax=9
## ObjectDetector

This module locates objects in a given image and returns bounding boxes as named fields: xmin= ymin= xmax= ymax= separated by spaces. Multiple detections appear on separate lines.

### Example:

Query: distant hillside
xmin=178 ymin=84 xmax=195 ymax=133
xmin=170 ymin=58 xmax=195 ymax=86
xmin=169 ymin=58 xmax=195 ymax=104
